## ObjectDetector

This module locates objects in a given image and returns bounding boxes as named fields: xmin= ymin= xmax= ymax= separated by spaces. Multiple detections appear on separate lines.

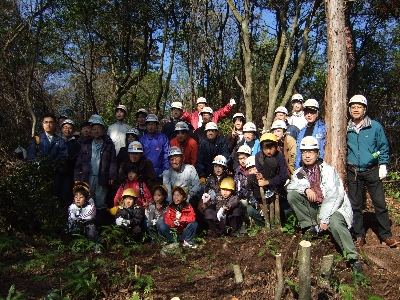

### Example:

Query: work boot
xmin=352 ymin=259 xmax=364 ymax=282
xmin=383 ymin=237 xmax=399 ymax=247
xmin=355 ymin=237 xmax=366 ymax=249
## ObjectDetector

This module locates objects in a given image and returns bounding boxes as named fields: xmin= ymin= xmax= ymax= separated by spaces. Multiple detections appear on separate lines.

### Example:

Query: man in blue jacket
xmin=294 ymin=99 xmax=326 ymax=169
xmin=139 ymin=114 xmax=170 ymax=182
xmin=347 ymin=95 xmax=398 ymax=248
xmin=27 ymin=113 xmax=67 ymax=162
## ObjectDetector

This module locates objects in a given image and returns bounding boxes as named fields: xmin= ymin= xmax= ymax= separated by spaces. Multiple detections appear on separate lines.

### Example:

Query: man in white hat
xmin=107 ymin=104 xmax=131 ymax=155
xmin=161 ymin=101 xmax=194 ymax=140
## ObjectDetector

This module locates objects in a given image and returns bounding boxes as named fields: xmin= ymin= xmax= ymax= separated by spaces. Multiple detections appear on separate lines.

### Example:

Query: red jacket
xmin=164 ymin=203 xmax=196 ymax=233
xmin=182 ymin=103 xmax=233 ymax=129
xmin=113 ymin=179 xmax=153 ymax=207
xmin=170 ymin=136 xmax=198 ymax=166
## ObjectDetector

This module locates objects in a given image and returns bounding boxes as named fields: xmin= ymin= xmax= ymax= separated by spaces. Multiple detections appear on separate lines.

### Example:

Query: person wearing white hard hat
xmin=294 ymin=99 xmax=326 ymax=169
xmin=193 ymin=106 xmax=218 ymax=143
xmin=288 ymin=93 xmax=308 ymax=130
xmin=118 ymin=141 xmax=157 ymax=190
xmin=231 ymin=122 xmax=260 ymax=171
xmin=346 ymin=95 xmax=398 ymax=248
xmin=181 ymin=96 xmax=236 ymax=129
xmin=196 ymin=122 xmax=230 ymax=180
xmin=170 ymin=121 xmax=198 ymax=166
xmin=139 ymin=114 xmax=170 ymax=181
xmin=270 ymin=120 xmax=296 ymax=178
xmin=116 ymin=128 xmax=140 ymax=169
xmin=107 ymin=104 xmax=131 ymax=155
xmin=74 ymin=118 xmax=117 ymax=226
xmin=162 ymin=101 xmax=194 ymax=140
xmin=287 ymin=136 xmax=364 ymax=278
xmin=163 ymin=146 xmax=201 ymax=205
xmin=27 ymin=113 xmax=67 ymax=162
xmin=135 ymin=108 xmax=148 ymax=138
xmin=273 ymin=106 xmax=300 ymax=140
xmin=56 ymin=119 xmax=80 ymax=206
xmin=226 ymin=113 xmax=245 ymax=154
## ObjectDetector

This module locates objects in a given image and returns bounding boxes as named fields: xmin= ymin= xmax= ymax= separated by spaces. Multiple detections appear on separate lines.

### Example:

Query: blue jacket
xmin=347 ymin=116 xmax=389 ymax=172
xmin=27 ymin=132 xmax=67 ymax=162
xmin=295 ymin=119 xmax=326 ymax=169
xmin=196 ymin=136 xmax=230 ymax=178
xmin=140 ymin=132 xmax=170 ymax=178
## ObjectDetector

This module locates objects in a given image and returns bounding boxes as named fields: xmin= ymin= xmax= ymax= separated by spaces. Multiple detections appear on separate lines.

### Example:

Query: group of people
xmin=25 ymin=93 xmax=398 ymax=275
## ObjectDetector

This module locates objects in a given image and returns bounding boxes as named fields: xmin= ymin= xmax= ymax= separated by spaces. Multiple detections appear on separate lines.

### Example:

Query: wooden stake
xmin=318 ymin=254 xmax=334 ymax=288
xmin=270 ymin=200 xmax=275 ymax=227
xmin=232 ymin=264 xmax=243 ymax=283
xmin=274 ymin=253 xmax=284 ymax=300
xmin=274 ymin=193 xmax=280 ymax=227
xmin=259 ymin=187 xmax=270 ymax=230
xmin=298 ymin=240 xmax=312 ymax=300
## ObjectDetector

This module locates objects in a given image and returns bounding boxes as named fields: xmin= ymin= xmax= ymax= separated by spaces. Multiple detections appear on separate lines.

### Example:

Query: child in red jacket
xmin=156 ymin=186 xmax=198 ymax=248
xmin=113 ymin=166 xmax=152 ymax=208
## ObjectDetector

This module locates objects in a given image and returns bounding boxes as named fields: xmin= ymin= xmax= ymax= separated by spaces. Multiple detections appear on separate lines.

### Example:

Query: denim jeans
xmin=156 ymin=218 xmax=198 ymax=243
xmin=347 ymin=167 xmax=392 ymax=239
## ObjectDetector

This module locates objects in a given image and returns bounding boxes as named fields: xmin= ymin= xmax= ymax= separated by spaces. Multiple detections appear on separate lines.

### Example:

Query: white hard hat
xmin=175 ymin=121 xmax=189 ymax=131
xmin=291 ymin=94 xmax=304 ymax=102
xmin=270 ymin=120 xmax=287 ymax=131
xmin=303 ymin=99 xmax=319 ymax=110
xmin=126 ymin=128 xmax=140 ymax=136
xmin=171 ymin=101 xmax=183 ymax=110
xmin=136 ymin=108 xmax=148 ymax=117
xmin=201 ymin=107 xmax=213 ymax=115
xmin=245 ymin=156 xmax=256 ymax=169
xmin=145 ymin=114 xmax=159 ymax=123
xmin=196 ymin=97 xmax=207 ymax=104
xmin=237 ymin=145 xmax=252 ymax=156
xmin=212 ymin=155 xmax=227 ymax=167
xmin=168 ymin=146 xmax=183 ymax=157
xmin=115 ymin=104 xmax=128 ymax=115
xmin=274 ymin=106 xmax=288 ymax=115
xmin=243 ymin=122 xmax=257 ymax=132
xmin=232 ymin=113 xmax=245 ymax=122
xmin=62 ymin=119 xmax=76 ymax=128
xmin=128 ymin=141 xmax=144 ymax=153
xmin=205 ymin=122 xmax=218 ymax=131
xmin=90 ymin=118 xmax=106 ymax=129
xmin=299 ymin=136 xmax=320 ymax=150
xmin=349 ymin=95 xmax=368 ymax=106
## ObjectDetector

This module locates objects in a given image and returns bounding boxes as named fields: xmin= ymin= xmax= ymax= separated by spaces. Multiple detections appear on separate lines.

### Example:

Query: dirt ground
xmin=1 ymin=197 xmax=399 ymax=300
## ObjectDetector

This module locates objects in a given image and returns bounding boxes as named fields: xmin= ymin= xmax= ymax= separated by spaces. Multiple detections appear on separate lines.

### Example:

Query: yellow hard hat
xmin=122 ymin=188 xmax=138 ymax=198
xmin=260 ymin=132 xmax=277 ymax=143
xmin=109 ymin=206 xmax=119 ymax=216
xmin=220 ymin=177 xmax=235 ymax=191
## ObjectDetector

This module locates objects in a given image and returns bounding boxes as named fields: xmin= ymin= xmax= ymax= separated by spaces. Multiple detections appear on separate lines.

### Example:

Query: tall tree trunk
xmin=344 ymin=1 xmax=358 ymax=98
xmin=324 ymin=0 xmax=348 ymax=181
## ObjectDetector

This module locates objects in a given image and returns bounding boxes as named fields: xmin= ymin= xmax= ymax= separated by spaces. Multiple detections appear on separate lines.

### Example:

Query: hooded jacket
xmin=181 ymin=103 xmax=233 ymax=129
xmin=74 ymin=135 xmax=117 ymax=186
xmin=287 ymin=161 xmax=353 ymax=228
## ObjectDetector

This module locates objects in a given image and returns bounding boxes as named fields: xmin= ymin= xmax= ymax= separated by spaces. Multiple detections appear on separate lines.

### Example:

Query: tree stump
xmin=298 ymin=240 xmax=311 ymax=300
xmin=318 ymin=254 xmax=334 ymax=288
xmin=274 ymin=253 xmax=284 ymax=300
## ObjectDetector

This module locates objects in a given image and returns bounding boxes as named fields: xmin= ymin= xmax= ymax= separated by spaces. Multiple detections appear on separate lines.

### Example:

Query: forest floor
xmin=1 ymin=196 xmax=400 ymax=300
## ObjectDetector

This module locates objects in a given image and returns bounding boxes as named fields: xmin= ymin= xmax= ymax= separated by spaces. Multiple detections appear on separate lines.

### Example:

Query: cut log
xmin=298 ymin=240 xmax=311 ymax=300
xmin=318 ymin=254 xmax=334 ymax=288
xmin=274 ymin=253 xmax=284 ymax=300
xmin=232 ymin=264 xmax=243 ymax=283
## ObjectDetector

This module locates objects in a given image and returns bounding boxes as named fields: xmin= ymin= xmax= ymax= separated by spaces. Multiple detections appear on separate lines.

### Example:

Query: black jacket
xmin=196 ymin=136 xmax=230 ymax=178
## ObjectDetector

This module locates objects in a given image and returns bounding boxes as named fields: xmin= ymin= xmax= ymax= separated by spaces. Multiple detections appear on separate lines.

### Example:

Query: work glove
xmin=229 ymin=98 xmax=236 ymax=106
xmin=217 ymin=207 xmax=225 ymax=221
xmin=116 ymin=217 xmax=123 ymax=226
xmin=202 ymin=193 xmax=211 ymax=203
xmin=199 ymin=177 xmax=206 ymax=184
xmin=152 ymin=219 xmax=157 ymax=226
xmin=379 ymin=164 xmax=388 ymax=180
xmin=174 ymin=219 xmax=180 ymax=227
xmin=121 ymin=219 xmax=130 ymax=227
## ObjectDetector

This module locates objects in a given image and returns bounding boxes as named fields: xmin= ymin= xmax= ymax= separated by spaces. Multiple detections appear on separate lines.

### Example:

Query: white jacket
xmin=287 ymin=161 xmax=353 ymax=228
xmin=107 ymin=122 xmax=131 ymax=155
xmin=68 ymin=198 xmax=96 ymax=221
xmin=288 ymin=111 xmax=307 ymax=130
xmin=163 ymin=164 xmax=201 ymax=202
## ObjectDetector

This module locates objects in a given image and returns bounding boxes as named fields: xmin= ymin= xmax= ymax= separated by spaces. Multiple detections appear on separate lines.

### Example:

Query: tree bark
xmin=324 ymin=0 xmax=348 ymax=181
xmin=318 ymin=254 xmax=334 ymax=288
xmin=298 ymin=240 xmax=311 ymax=300
xmin=274 ymin=253 xmax=284 ymax=300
